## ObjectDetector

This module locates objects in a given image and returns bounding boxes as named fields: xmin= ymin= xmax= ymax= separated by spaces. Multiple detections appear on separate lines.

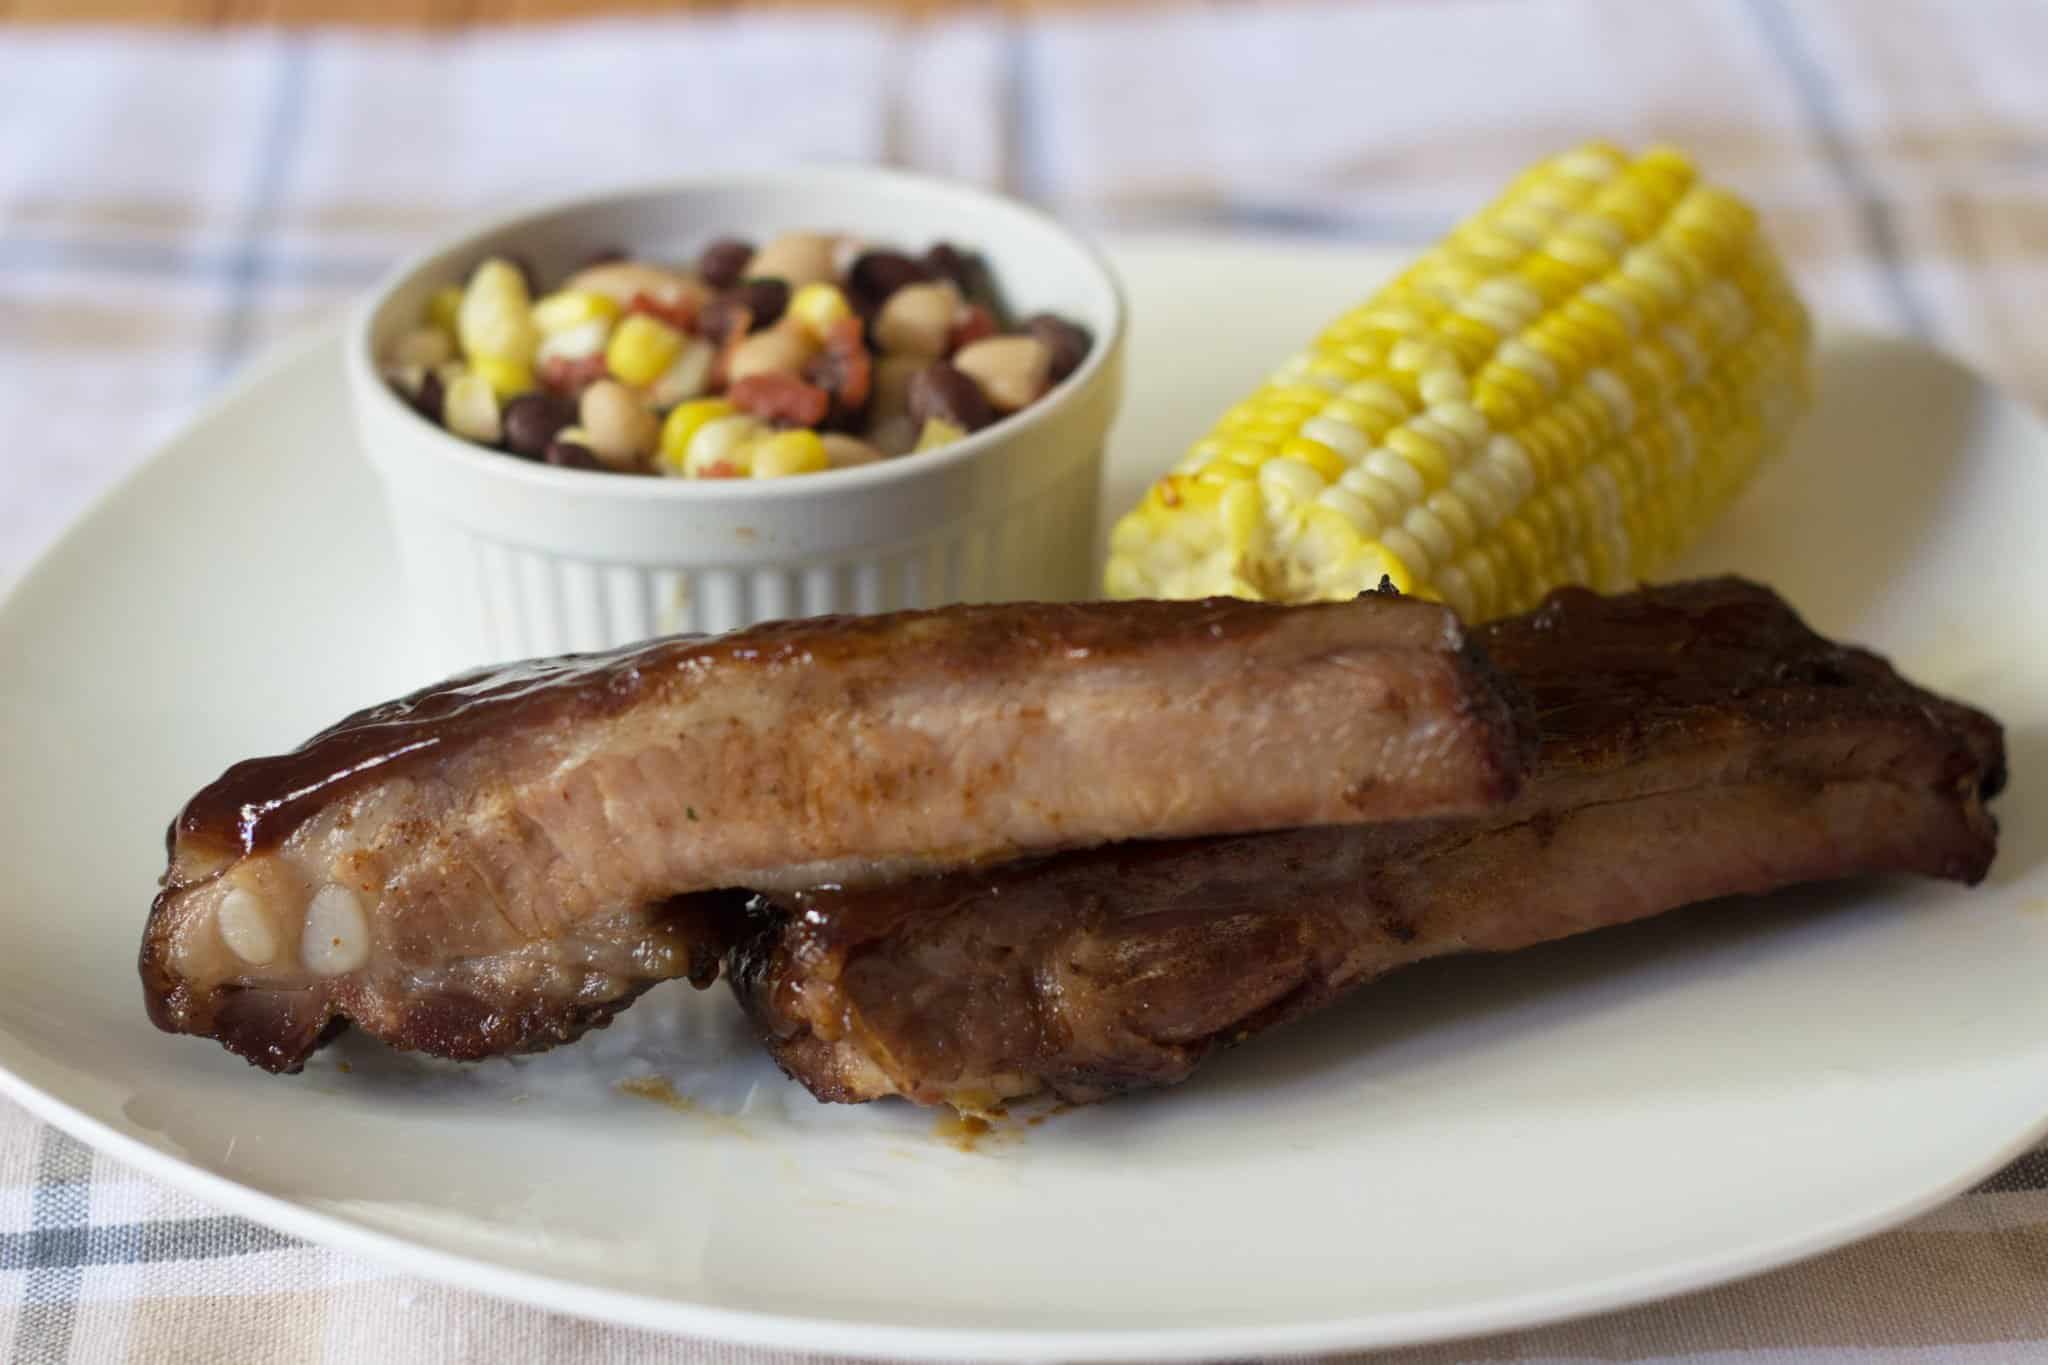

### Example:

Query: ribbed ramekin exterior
xmin=381 ymin=458 xmax=1099 ymax=674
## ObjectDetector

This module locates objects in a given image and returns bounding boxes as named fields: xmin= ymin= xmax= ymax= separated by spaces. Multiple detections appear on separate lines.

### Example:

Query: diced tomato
xmin=729 ymin=372 xmax=831 ymax=428
xmin=540 ymin=354 xmax=608 ymax=394
xmin=627 ymin=290 xmax=697 ymax=332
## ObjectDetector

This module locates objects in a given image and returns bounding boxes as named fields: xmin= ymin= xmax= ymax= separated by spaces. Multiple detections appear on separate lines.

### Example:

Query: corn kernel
xmin=606 ymin=314 xmax=685 ymax=389
xmin=471 ymin=354 xmax=534 ymax=400
xmin=1259 ymin=457 xmax=1326 ymax=504
xmin=1316 ymin=486 xmax=1380 ymax=536
xmin=684 ymin=414 xmax=765 ymax=478
xmin=1499 ymin=516 xmax=1547 ymax=581
xmin=1518 ymin=413 xmax=1572 ymax=484
xmin=1196 ymin=461 xmax=1255 ymax=486
xmin=1517 ymin=254 xmax=1583 ymax=303
xmin=1496 ymin=339 xmax=1563 ymax=395
xmin=1278 ymin=436 xmax=1349 ymax=483
xmin=426 ymin=286 xmax=463 ymax=335
xmin=915 ymin=418 xmax=968 ymax=453
xmin=1384 ymin=426 xmax=1453 ymax=492
xmin=1300 ymin=415 xmax=1370 ymax=462
xmin=1472 ymin=373 xmax=1537 ymax=430
xmin=1426 ymin=488 xmax=1479 ymax=549
xmin=1364 ymin=449 xmax=1427 ymax=503
xmin=1485 ymin=434 xmax=1538 ymax=499
xmin=1480 ymin=540 xmax=1520 ymax=612
xmin=1402 ymin=505 xmax=1457 ymax=568
xmin=751 ymin=430 xmax=830 ymax=478
xmin=1436 ymin=318 xmax=1499 ymax=371
xmin=1419 ymin=368 xmax=1470 ymax=407
xmin=532 ymin=289 xmax=620 ymax=334
xmin=537 ymin=319 xmax=611 ymax=366
xmin=1450 ymin=468 xmax=1507 ymax=531
xmin=1522 ymin=325 xmax=1588 ymax=380
xmin=787 ymin=282 xmax=855 ymax=339
xmin=1378 ymin=526 xmax=1432 ymax=579
xmin=1521 ymin=493 xmax=1562 ymax=554
xmin=457 ymin=258 xmax=537 ymax=364
xmin=1263 ymin=384 xmax=1339 ymax=411
xmin=658 ymin=399 xmax=737 ymax=473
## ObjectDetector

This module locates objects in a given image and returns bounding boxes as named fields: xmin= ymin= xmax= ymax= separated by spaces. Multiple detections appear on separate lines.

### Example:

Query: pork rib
xmin=142 ymin=594 xmax=1519 ymax=1071
xmin=729 ymin=579 xmax=2007 ymax=1107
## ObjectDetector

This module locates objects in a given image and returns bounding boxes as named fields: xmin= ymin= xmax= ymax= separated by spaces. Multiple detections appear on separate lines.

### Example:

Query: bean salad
xmin=381 ymin=233 xmax=1093 ymax=479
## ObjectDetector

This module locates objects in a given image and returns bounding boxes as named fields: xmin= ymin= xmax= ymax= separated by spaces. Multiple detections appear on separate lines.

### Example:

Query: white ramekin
xmin=345 ymin=169 xmax=1126 ymax=677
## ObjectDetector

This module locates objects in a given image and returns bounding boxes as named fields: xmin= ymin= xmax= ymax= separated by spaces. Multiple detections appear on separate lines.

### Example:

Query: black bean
xmin=502 ymin=392 xmax=575 ymax=460
xmin=698 ymin=238 xmax=755 ymax=290
xmin=408 ymin=369 xmax=445 ymax=424
xmin=924 ymin=242 xmax=1005 ymax=323
xmin=1025 ymin=313 xmax=1092 ymax=384
xmin=544 ymin=438 xmax=603 ymax=471
xmin=732 ymin=277 xmax=790 ymax=329
xmin=696 ymin=297 xmax=753 ymax=348
xmin=804 ymin=329 xmax=874 ymax=432
xmin=908 ymin=361 xmax=996 ymax=433
xmin=922 ymin=242 xmax=973 ymax=290
xmin=847 ymin=250 xmax=932 ymax=311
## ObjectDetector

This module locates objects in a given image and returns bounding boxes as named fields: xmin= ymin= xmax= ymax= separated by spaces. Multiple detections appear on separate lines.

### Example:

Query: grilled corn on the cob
xmin=1104 ymin=143 xmax=1811 ymax=620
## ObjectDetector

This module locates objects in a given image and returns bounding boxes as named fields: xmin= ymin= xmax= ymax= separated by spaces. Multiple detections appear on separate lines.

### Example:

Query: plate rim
xmin=4 ymin=276 xmax=2046 ymax=1357
xmin=1 ymin=1043 xmax=2041 ymax=1361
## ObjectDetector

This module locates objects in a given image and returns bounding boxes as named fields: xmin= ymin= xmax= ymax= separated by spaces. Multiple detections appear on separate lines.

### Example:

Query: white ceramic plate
xmin=2 ymin=240 xmax=2045 ymax=1361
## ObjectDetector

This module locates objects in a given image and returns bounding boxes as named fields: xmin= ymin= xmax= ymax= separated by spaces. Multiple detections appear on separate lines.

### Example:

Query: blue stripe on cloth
xmin=14 ymin=1129 xmax=90 ymax=1365
xmin=0 ymin=1215 xmax=299 ymax=1270
xmin=1004 ymin=19 xmax=1052 ymax=203
xmin=1211 ymin=203 xmax=1447 ymax=243
xmin=1739 ymin=0 xmax=1934 ymax=338
xmin=211 ymin=33 xmax=317 ymax=380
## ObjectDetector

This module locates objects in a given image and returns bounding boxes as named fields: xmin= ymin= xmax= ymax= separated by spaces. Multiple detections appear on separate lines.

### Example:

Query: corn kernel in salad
xmin=658 ymin=398 xmax=737 ymax=474
xmin=752 ymin=429 xmax=830 ymax=478
xmin=382 ymin=235 xmax=1092 ymax=479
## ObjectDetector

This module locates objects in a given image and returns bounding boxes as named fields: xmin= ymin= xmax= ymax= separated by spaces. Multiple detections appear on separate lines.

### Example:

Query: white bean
xmin=952 ymin=335 xmax=1053 ymax=413
xmin=866 ymin=413 xmax=918 ymax=458
xmin=726 ymin=321 xmax=820 ymax=384
xmin=578 ymin=380 xmax=658 ymax=469
xmin=870 ymin=353 xmax=927 ymax=420
xmin=743 ymin=232 xmax=838 ymax=288
xmin=443 ymin=372 xmax=503 ymax=444
xmin=873 ymin=282 xmax=959 ymax=358
xmin=820 ymin=434 xmax=885 ymax=469
xmin=391 ymin=325 xmax=453 ymax=370
xmin=564 ymin=261 xmax=706 ymax=311
xmin=648 ymin=339 xmax=716 ymax=407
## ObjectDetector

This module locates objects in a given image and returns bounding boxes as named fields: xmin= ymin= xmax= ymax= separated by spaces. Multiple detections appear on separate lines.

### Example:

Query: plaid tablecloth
xmin=4 ymin=0 xmax=2046 ymax=1358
